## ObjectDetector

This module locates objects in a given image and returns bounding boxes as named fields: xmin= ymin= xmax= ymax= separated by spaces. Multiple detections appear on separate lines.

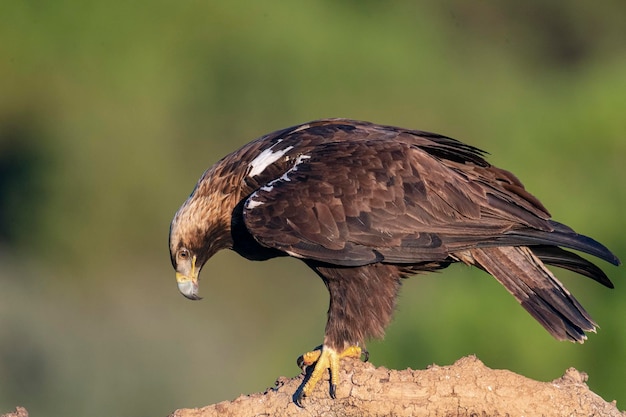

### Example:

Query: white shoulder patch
xmin=245 ymin=151 xmax=313 ymax=211
xmin=245 ymin=197 xmax=264 ymax=209
xmin=248 ymin=145 xmax=294 ymax=178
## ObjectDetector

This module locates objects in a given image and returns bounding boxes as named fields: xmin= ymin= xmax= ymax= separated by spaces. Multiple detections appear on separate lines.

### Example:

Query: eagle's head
xmin=169 ymin=188 xmax=234 ymax=300
xmin=169 ymin=199 xmax=208 ymax=300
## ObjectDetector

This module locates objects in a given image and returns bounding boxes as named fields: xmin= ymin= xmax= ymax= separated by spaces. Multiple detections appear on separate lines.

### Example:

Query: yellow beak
xmin=176 ymin=256 xmax=201 ymax=300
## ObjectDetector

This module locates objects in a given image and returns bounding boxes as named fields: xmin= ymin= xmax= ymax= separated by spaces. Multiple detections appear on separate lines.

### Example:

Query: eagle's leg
xmin=295 ymin=344 xmax=365 ymax=406
xmin=294 ymin=262 xmax=402 ymax=405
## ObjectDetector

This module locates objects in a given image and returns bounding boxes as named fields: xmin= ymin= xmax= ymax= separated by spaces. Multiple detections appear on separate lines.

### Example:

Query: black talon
xmin=362 ymin=348 xmax=369 ymax=362
xmin=295 ymin=391 xmax=306 ymax=408
xmin=329 ymin=383 xmax=337 ymax=399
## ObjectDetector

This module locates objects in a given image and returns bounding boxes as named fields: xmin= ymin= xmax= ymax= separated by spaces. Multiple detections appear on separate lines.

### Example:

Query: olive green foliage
xmin=0 ymin=1 xmax=624 ymax=416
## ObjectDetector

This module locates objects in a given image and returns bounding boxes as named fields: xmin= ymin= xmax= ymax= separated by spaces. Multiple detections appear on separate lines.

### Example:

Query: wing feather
xmin=240 ymin=120 xmax=619 ymax=271
xmin=243 ymin=138 xmax=552 ymax=265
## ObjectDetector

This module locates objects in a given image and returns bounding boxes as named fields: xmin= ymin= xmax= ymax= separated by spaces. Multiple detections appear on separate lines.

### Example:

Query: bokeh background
xmin=1 ymin=1 xmax=625 ymax=416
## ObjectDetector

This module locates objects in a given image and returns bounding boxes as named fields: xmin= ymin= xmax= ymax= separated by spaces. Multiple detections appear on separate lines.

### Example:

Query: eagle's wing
xmin=242 ymin=138 xmax=618 ymax=269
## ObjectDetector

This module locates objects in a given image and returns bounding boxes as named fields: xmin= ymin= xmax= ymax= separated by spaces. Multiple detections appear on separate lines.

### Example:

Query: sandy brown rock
xmin=169 ymin=355 xmax=625 ymax=417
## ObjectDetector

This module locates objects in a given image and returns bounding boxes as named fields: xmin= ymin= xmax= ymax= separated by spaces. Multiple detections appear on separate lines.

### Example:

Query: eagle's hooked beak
xmin=176 ymin=255 xmax=202 ymax=300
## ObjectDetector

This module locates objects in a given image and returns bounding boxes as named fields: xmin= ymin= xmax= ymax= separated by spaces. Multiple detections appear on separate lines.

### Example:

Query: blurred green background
xmin=1 ymin=1 xmax=625 ymax=416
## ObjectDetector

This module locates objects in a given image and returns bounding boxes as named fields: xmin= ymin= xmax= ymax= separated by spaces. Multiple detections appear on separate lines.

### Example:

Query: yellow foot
xmin=295 ymin=344 xmax=367 ymax=406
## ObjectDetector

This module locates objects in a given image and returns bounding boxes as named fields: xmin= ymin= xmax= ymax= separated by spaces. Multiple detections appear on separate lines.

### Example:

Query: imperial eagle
xmin=169 ymin=119 xmax=620 ymax=404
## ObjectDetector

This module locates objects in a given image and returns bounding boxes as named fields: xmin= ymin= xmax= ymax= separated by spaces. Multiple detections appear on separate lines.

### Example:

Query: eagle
xmin=169 ymin=118 xmax=620 ymax=405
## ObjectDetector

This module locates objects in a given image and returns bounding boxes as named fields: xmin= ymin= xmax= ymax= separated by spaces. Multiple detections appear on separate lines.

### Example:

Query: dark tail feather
xmin=501 ymin=220 xmax=621 ymax=266
xmin=470 ymin=246 xmax=596 ymax=343
xmin=531 ymin=245 xmax=614 ymax=288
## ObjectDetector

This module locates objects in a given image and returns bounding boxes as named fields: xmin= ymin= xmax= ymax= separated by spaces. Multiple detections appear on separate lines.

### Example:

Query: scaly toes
xmin=338 ymin=345 xmax=363 ymax=360
xmin=295 ymin=344 xmax=364 ymax=406
xmin=296 ymin=346 xmax=322 ymax=370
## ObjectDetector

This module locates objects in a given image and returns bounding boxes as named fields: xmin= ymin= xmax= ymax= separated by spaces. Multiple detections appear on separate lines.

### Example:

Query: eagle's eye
xmin=178 ymin=248 xmax=190 ymax=261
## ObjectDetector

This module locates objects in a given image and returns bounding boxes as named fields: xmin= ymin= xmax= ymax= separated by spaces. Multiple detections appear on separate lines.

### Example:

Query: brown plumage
xmin=169 ymin=118 xmax=620 ymax=402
